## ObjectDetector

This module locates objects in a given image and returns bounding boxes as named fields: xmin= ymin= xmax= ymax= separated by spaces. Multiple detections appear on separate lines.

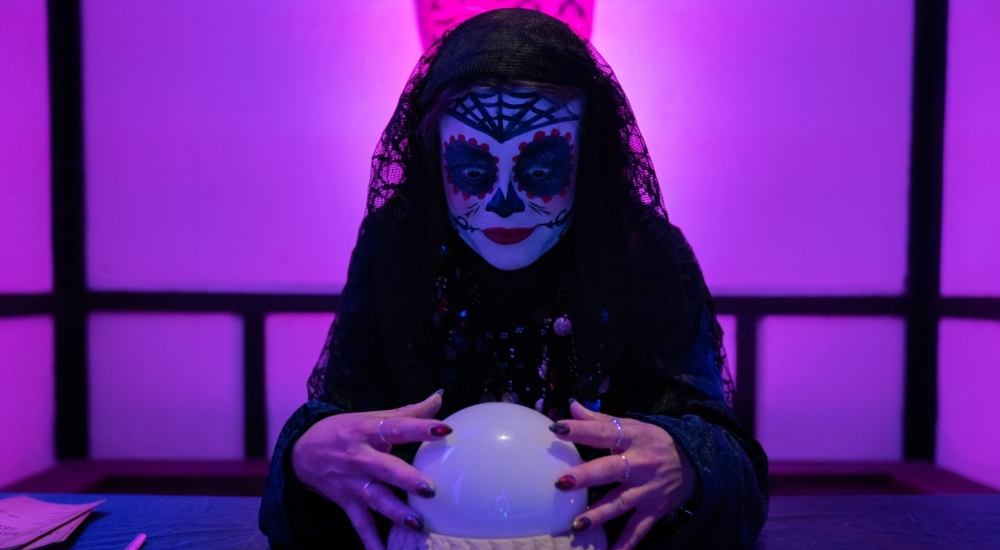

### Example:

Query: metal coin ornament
xmin=553 ymin=315 xmax=572 ymax=337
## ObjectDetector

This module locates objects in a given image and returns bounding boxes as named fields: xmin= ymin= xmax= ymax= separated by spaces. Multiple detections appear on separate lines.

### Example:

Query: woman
xmin=260 ymin=8 xmax=768 ymax=550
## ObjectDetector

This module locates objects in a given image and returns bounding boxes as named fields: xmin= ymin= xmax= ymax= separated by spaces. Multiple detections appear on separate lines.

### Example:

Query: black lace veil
xmin=308 ymin=8 xmax=730 ymax=411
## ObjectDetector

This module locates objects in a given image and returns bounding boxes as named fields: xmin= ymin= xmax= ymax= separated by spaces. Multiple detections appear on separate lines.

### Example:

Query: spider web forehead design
xmin=445 ymin=90 xmax=582 ymax=143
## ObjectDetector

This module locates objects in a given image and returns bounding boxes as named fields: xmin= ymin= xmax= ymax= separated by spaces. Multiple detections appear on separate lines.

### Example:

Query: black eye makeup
xmin=514 ymin=135 xmax=572 ymax=197
xmin=444 ymin=139 xmax=498 ymax=196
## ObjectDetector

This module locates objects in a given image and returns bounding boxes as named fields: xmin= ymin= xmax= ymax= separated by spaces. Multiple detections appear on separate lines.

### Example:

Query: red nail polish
xmin=430 ymin=424 xmax=452 ymax=437
xmin=416 ymin=482 xmax=436 ymax=498
xmin=555 ymin=475 xmax=576 ymax=490
xmin=549 ymin=423 xmax=570 ymax=435
xmin=572 ymin=517 xmax=591 ymax=532
xmin=404 ymin=515 xmax=424 ymax=532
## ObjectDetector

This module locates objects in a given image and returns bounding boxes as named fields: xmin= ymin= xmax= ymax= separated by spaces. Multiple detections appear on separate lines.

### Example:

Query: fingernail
xmin=430 ymin=424 xmax=452 ymax=437
xmin=572 ymin=516 xmax=591 ymax=532
xmin=555 ymin=475 xmax=576 ymax=490
xmin=569 ymin=398 xmax=577 ymax=405
xmin=404 ymin=515 xmax=424 ymax=532
xmin=416 ymin=482 xmax=436 ymax=498
xmin=435 ymin=388 xmax=445 ymax=396
xmin=549 ymin=422 xmax=570 ymax=435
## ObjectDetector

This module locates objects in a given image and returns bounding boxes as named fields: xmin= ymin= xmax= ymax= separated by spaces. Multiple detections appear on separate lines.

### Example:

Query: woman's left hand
xmin=550 ymin=400 xmax=697 ymax=550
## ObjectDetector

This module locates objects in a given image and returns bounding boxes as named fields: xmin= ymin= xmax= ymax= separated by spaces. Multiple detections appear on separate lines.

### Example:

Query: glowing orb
xmin=410 ymin=402 xmax=587 ymax=538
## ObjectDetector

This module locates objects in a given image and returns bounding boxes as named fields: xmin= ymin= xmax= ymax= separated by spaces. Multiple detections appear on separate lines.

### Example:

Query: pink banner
xmin=415 ymin=0 xmax=594 ymax=50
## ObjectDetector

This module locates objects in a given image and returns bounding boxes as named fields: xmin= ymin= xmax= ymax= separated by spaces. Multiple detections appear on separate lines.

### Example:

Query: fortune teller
xmin=260 ymin=8 xmax=768 ymax=550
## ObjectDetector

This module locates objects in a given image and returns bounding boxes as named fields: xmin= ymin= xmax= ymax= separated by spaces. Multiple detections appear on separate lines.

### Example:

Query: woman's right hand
xmin=291 ymin=390 xmax=450 ymax=550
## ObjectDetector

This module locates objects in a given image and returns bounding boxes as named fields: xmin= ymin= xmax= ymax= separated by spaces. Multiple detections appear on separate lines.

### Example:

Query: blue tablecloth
xmin=3 ymin=493 xmax=999 ymax=549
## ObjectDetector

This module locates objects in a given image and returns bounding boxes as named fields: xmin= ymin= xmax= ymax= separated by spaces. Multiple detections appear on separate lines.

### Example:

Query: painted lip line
xmin=483 ymin=227 xmax=535 ymax=245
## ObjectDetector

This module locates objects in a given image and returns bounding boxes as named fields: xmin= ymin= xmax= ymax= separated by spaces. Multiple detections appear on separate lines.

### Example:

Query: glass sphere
xmin=410 ymin=402 xmax=588 ymax=538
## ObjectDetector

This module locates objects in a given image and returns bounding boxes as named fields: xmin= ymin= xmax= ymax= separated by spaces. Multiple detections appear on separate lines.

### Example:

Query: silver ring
xmin=610 ymin=417 xmax=623 ymax=450
xmin=361 ymin=480 xmax=378 ymax=502
xmin=378 ymin=418 xmax=389 ymax=445
xmin=620 ymin=454 xmax=631 ymax=482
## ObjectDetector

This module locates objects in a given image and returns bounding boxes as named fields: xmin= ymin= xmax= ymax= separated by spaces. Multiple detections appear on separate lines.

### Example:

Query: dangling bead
xmin=501 ymin=381 xmax=519 ymax=404
xmin=553 ymin=315 xmax=572 ymax=337
xmin=535 ymin=398 xmax=545 ymax=412
xmin=538 ymin=360 xmax=548 ymax=380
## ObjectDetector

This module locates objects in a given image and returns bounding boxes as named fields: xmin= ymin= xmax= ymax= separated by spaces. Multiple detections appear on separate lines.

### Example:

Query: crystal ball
xmin=409 ymin=402 xmax=587 ymax=538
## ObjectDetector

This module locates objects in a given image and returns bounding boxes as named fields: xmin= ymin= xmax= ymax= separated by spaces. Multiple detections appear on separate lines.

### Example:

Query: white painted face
xmin=439 ymin=88 xmax=584 ymax=270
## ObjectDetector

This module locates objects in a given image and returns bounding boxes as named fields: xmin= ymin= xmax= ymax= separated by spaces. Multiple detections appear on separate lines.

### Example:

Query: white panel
xmin=84 ymin=0 xmax=422 ymax=292
xmin=0 ymin=316 xmax=55 ymax=488
xmin=937 ymin=319 xmax=1000 ymax=490
xmin=941 ymin=0 xmax=1000 ymax=296
xmin=593 ymin=0 xmax=912 ymax=295
xmin=0 ymin=0 xmax=51 ymax=293
xmin=89 ymin=313 xmax=244 ymax=459
xmin=264 ymin=313 xmax=335 ymax=457
xmin=757 ymin=316 xmax=906 ymax=460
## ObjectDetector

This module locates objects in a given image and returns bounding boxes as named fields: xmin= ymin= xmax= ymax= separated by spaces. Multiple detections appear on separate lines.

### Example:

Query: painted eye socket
xmin=514 ymin=135 xmax=572 ymax=197
xmin=444 ymin=141 xmax=497 ymax=195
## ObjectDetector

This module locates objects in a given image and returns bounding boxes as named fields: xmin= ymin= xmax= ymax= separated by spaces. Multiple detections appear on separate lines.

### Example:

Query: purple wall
xmin=0 ymin=0 xmax=54 ymax=489
xmin=0 ymin=0 xmax=51 ymax=293
xmin=0 ymin=317 xmax=55 ymax=488
xmin=83 ymin=0 xmax=422 ymax=293
xmin=941 ymin=0 xmax=1000 ymax=297
xmin=593 ymin=0 xmax=913 ymax=296
xmin=265 ymin=313 xmax=336 ymax=457
xmin=88 ymin=313 xmax=244 ymax=459
xmin=756 ymin=316 xmax=906 ymax=460
xmin=936 ymin=0 xmax=1000 ymax=489
xmin=937 ymin=320 xmax=1000 ymax=490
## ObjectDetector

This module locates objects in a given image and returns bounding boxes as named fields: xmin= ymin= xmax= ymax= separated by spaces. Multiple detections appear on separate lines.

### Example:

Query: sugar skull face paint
xmin=440 ymin=88 xmax=584 ymax=270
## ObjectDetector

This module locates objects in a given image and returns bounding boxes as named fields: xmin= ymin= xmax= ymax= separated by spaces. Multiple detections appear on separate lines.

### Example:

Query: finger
xmin=555 ymin=454 xmax=631 ymax=490
xmin=550 ymin=417 xmax=626 ymax=449
xmin=569 ymin=399 xmax=607 ymax=421
xmin=344 ymin=503 xmax=385 ymax=550
xmin=375 ymin=390 xmax=444 ymax=420
xmin=360 ymin=482 xmax=425 ymax=533
xmin=364 ymin=449 xmax=438 ymax=497
xmin=572 ymin=484 xmax=644 ymax=532
xmin=610 ymin=513 xmax=658 ymax=550
xmin=369 ymin=416 xmax=452 ymax=447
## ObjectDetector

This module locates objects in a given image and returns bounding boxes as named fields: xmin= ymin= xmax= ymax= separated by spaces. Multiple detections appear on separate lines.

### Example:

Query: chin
xmin=469 ymin=232 xmax=559 ymax=271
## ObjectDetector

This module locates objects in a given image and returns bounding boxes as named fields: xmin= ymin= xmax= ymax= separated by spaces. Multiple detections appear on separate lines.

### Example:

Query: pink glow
xmin=0 ymin=0 xmax=52 ymax=293
xmin=941 ymin=0 xmax=1000 ymax=297
xmin=756 ymin=316 xmax=906 ymax=460
xmin=414 ymin=0 xmax=595 ymax=50
xmin=0 ymin=317 xmax=55 ymax=488
xmin=83 ymin=0 xmax=422 ymax=292
xmin=265 ymin=313 xmax=335 ymax=457
xmin=593 ymin=1 xmax=912 ymax=295
xmin=88 ymin=313 xmax=244 ymax=459
xmin=937 ymin=319 xmax=1000 ymax=490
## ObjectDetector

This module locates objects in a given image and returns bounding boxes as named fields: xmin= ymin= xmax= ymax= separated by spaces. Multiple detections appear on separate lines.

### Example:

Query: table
xmin=3 ymin=494 xmax=999 ymax=549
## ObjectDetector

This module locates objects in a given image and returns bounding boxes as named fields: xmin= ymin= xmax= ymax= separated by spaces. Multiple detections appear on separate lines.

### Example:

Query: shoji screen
xmin=0 ymin=0 xmax=55 ymax=487
xmin=594 ymin=0 xmax=913 ymax=459
xmin=82 ymin=0 xmax=422 ymax=458
xmin=937 ymin=0 xmax=1000 ymax=489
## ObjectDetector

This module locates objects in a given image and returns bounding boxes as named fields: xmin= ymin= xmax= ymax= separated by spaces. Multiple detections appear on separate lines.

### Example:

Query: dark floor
xmin=4 ymin=459 xmax=997 ymax=497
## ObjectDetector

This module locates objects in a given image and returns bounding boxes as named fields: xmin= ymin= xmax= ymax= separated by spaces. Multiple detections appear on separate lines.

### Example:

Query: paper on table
xmin=21 ymin=510 xmax=91 ymax=550
xmin=0 ymin=496 xmax=104 ymax=550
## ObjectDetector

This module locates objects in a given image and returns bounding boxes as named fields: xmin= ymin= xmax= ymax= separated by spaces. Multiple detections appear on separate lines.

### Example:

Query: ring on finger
xmin=361 ymin=480 xmax=379 ymax=501
xmin=377 ymin=418 xmax=390 ymax=446
xmin=610 ymin=417 xmax=623 ymax=450
xmin=620 ymin=454 xmax=631 ymax=482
